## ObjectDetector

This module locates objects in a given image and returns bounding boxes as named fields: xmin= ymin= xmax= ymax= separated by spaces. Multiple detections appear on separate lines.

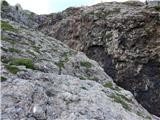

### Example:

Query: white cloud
xmin=6 ymin=0 xmax=53 ymax=14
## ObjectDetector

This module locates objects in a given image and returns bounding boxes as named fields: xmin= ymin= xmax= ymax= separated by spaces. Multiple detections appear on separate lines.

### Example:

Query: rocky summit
xmin=1 ymin=0 xmax=160 ymax=120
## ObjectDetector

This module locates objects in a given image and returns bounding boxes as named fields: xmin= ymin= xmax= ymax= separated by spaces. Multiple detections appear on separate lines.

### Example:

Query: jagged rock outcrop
xmin=28 ymin=2 xmax=160 ymax=116
xmin=1 ymin=1 xmax=160 ymax=119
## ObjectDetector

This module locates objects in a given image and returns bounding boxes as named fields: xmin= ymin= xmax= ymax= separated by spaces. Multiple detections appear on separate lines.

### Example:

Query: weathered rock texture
xmin=30 ymin=2 xmax=160 ymax=117
xmin=1 ymin=0 xmax=160 ymax=119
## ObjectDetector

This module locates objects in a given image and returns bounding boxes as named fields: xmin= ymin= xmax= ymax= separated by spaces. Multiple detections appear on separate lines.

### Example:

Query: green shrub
xmin=79 ymin=76 xmax=86 ymax=80
xmin=5 ymin=65 xmax=20 ymax=74
xmin=62 ymin=52 xmax=70 ymax=61
xmin=116 ymin=94 xmax=131 ymax=103
xmin=103 ymin=82 xmax=113 ymax=89
xmin=8 ymin=48 xmax=21 ymax=53
xmin=55 ymin=52 xmax=72 ymax=75
xmin=9 ymin=58 xmax=34 ymax=69
xmin=55 ymin=60 xmax=65 ymax=75
xmin=80 ymin=86 xmax=87 ymax=90
xmin=1 ymin=36 xmax=16 ymax=44
xmin=1 ymin=21 xmax=16 ymax=32
xmin=136 ymin=111 xmax=143 ymax=117
xmin=2 ymin=47 xmax=21 ymax=54
xmin=79 ymin=76 xmax=97 ymax=81
xmin=155 ymin=6 xmax=160 ymax=12
xmin=55 ymin=60 xmax=64 ymax=69
xmin=109 ymin=94 xmax=131 ymax=111
xmin=1 ymin=76 xmax=7 ymax=82
xmin=80 ymin=61 xmax=92 ymax=68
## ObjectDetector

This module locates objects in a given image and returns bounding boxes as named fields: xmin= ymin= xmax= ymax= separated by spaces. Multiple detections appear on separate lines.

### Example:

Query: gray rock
xmin=32 ymin=104 xmax=46 ymax=120
xmin=1 ymin=2 xmax=160 ymax=120
xmin=34 ymin=1 xmax=160 ymax=116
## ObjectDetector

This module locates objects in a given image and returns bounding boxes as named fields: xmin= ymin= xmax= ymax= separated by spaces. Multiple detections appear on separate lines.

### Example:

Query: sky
xmin=6 ymin=0 xmax=144 ymax=14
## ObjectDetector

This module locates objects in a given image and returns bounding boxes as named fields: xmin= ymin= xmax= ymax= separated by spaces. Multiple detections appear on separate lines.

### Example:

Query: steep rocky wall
xmin=3 ymin=2 xmax=160 ymax=119
xmin=1 ymin=0 xmax=160 ymax=117
xmin=34 ymin=2 xmax=160 ymax=116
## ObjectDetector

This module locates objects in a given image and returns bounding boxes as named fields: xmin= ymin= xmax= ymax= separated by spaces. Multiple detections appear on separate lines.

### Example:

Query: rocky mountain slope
xmin=36 ymin=1 xmax=160 ymax=117
xmin=1 ymin=0 xmax=160 ymax=120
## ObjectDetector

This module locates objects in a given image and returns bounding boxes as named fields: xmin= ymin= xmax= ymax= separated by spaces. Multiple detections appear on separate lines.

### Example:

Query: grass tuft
xmin=55 ymin=60 xmax=65 ymax=75
xmin=1 ymin=21 xmax=16 ymax=32
xmin=79 ymin=76 xmax=86 ymax=80
xmin=1 ymin=76 xmax=7 ymax=82
xmin=79 ymin=76 xmax=97 ymax=81
xmin=136 ymin=111 xmax=143 ymax=117
xmin=80 ymin=61 xmax=92 ymax=68
xmin=5 ymin=65 xmax=20 ymax=74
xmin=109 ymin=94 xmax=131 ymax=111
xmin=8 ymin=48 xmax=21 ymax=53
xmin=55 ymin=60 xmax=64 ymax=69
xmin=1 ymin=36 xmax=16 ymax=44
xmin=9 ymin=58 xmax=34 ymax=69
xmin=103 ymin=82 xmax=113 ymax=89
xmin=55 ymin=52 xmax=72 ymax=75
xmin=80 ymin=86 xmax=87 ymax=90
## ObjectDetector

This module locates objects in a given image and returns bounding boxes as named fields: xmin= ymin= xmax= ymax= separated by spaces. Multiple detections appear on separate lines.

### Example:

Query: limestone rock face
xmin=1 ymin=1 xmax=41 ymax=28
xmin=1 ymin=1 xmax=160 ymax=119
xmin=32 ymin=2 xmax=160 ymax=116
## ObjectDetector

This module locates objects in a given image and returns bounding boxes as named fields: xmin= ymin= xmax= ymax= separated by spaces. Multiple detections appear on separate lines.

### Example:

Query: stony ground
xmin=1 ymin=1 xmax=160 ymax=120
